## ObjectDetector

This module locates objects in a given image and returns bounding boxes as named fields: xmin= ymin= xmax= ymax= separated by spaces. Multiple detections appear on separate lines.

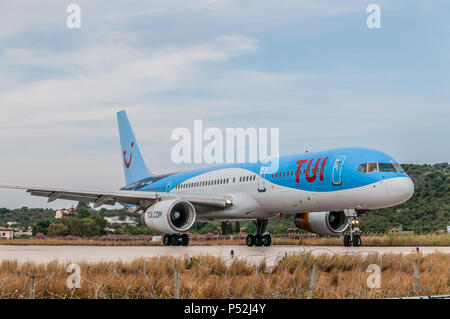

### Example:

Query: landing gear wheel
xmin=262 ymin=234 xmax=272 ymax=247
xmin=352 ymin=235 xmax=361 ymax=247
xmin=255 ymin=235 xmax=263 ymax=247
xmin=343 ymin=235 xmax=351 ymax=247
xmin=163 ymin=234 xmax=172 ymax=246
xmin=172 ymin=234 xmax=181 ymax=246
xmin=246 ymin=234 xmax=255 ymax=247
xmin=343 ymin=210 xmax=362 ymax=247
xmin=181 ymin=234 xmax=189 ymax=246
xmin=247 ymin=219 xmax=272 ymax=248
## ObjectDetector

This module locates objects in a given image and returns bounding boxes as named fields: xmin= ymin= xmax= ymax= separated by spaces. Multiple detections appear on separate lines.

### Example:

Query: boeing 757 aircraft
xmin=1 ymin=110 xmax=414 ymax=247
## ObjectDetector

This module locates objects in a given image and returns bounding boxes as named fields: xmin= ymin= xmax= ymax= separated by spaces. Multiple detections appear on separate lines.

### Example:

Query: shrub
xmin=35 ymin=232 xmax=47 ymax=240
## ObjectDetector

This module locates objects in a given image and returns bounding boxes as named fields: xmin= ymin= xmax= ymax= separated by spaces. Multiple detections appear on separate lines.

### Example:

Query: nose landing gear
xmin=246 ymin=218 xmax=272 ymax=247
xmin=343 ymin=214 xmax=362 ymax=247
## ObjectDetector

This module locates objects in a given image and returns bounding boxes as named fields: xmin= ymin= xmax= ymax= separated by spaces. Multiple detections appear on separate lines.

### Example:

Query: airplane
xmin=0 ymin=110 xmax=414 ymax=247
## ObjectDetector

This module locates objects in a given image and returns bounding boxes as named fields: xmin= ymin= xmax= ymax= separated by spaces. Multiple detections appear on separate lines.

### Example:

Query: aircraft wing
xmin=0 ymin=185 xmax=233 ymax=211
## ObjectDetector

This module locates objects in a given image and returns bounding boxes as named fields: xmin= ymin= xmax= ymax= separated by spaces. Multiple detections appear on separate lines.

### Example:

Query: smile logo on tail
xmin=123 ymin=141 xmax=134 ymax=168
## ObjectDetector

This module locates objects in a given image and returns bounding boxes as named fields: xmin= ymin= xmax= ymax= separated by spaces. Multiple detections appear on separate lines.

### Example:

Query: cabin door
xmin=332 ymin=155 xmax=346 ymax=186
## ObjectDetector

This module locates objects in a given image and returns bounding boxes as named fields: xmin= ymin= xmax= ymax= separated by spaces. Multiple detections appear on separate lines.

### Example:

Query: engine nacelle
xmin=141 ymin=199 xmax=196 ymax=234
xmin=294 ymin=211 xmax=348 ymax=236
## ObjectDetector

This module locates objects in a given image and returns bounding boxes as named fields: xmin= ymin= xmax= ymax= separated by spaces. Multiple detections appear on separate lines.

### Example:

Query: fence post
xmin=413 ymin=262 xmax=419 ymax=296
xmin=174 ymin=268 xmax=179 ymax=299
xmin=29 ymin=274 xmax=35 ymax=299
xmin=309 ymin=264 xmax=316 ymax=299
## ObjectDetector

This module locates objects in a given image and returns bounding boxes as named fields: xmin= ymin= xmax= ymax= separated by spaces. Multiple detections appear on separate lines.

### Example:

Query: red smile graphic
xmin=123 ymin=141 xmax=134 ymax=168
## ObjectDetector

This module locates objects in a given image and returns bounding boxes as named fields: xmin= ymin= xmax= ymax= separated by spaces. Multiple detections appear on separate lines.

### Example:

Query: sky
xmin=0 ymin=0 xmax=449 ymax=208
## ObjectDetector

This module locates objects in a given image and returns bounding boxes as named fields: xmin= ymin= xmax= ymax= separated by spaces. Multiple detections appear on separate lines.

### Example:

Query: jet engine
xmin=294 ymin=211 xmax=348 ymax=236
xmin=141 ymin=199 xmax=196 ymax=234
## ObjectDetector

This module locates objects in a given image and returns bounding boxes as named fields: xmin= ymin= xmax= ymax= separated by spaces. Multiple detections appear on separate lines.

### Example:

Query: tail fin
xmin=117 ymin=110 xmax=151 ymax=185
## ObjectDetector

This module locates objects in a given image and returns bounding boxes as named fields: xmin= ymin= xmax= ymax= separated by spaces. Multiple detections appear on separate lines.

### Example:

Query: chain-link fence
xmin=0 ymin=251 xmax=448 ymax=299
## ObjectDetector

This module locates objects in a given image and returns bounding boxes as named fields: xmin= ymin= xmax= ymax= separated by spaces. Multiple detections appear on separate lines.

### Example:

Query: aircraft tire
xmin=343 ymin=235 xmax=351 ymax=247
xmin=352 ymin=235 xmax=361 ymax=247
xmin=163 ymin=234 xmax=172 ymax=246
xmin=262 ymin=234 xmax=272 ymax=247
xmin=172 ymin=234 xmax=181 ymax=246
xmin=181 ymin=234 xmax=189 ymax=246
xmin=255 ymin=235 xmax=263 ymax=246
xmin=246 ymin=234 xmax=255 ymax=247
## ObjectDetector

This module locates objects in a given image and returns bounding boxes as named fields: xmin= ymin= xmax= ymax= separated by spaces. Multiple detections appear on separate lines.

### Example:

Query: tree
xmin=220 ymin=221 xmax=228 ymax=235
xmin=47 ymin=223 xmax=69 ymax=237
xmin=32 ymin=220 xmax=51 ymax=235
xmin=198 ymin=223 xmax=219 ymax=234
xmin=76 ymin=202 xmax=92 ymax=218
xmin=59 ymin=215 xmax=106 ymax=237
xmin=76 ymin=202 xmax=89 ymax=209
xmin=76 ymin=206 xmax=91 ymax=218
xmin=244 ymin=222 xmax=256 ymax=234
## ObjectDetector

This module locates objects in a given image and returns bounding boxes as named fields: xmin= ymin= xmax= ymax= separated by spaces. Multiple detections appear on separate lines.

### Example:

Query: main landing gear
xmin=246 ymin=218 xmax=272 ymax=247
xmin=163 ymin=234 xmax=189 ymax=246
xmin=343 ymin=214 xmax=362 ymax=247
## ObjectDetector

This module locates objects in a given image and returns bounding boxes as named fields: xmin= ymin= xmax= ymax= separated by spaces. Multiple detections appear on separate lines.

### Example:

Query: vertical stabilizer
xmin=117 ymin=110 xmax=151 ymax=185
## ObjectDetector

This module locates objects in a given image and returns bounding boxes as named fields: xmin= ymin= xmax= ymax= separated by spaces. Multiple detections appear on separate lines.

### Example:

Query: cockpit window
xmin=358 ymin=163 xmax=367 ymax=173
xmin=358 ymin=162 xmax=404 ymax=173
xmin=378 ymin=163 xmax=396 ymax=172
xmin=367 ymin=162 xmax=378 ymax=173
xmin=394 ymin=163 xmax=405 ymax=173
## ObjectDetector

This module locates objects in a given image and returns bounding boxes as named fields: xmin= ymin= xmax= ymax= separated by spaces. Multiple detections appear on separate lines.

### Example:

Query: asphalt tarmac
xmin=0 ymin=245 xmax=448 ymax=266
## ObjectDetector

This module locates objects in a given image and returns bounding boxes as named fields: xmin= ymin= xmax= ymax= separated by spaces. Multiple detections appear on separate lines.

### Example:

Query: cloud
xmin=0 ymin=35 xmax=258 ymax=127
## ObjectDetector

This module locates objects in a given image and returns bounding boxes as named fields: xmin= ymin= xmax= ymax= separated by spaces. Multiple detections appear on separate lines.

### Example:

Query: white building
xmin=104 ymin=216 xmax=137 ymax=226
xmin=0 ymin=229 xmax=14 ymax=239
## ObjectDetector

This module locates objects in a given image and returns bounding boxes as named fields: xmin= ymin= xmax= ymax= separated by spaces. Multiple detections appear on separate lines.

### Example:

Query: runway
xmin=0 ymin=245 xmax=448 ymax=267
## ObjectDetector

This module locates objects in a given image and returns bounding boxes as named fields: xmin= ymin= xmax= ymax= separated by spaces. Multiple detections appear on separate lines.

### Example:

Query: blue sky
xmin=0 ymin=0 xmax=449 ymax=208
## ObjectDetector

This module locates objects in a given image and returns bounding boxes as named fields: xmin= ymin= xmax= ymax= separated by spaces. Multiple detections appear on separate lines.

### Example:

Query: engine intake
xmin=294 ymin=211 xmax=348 ymax=236
xmin=141 ymin=199 xmax=196 ymax=234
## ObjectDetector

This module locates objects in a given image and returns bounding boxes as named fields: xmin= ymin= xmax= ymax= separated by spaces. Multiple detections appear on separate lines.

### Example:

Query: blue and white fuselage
xmin=122 ymin=147 xmax=414 ymax=221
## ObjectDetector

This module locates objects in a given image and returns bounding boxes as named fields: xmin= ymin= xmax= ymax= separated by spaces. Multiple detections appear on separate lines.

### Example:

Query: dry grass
xmin=0 ymin=252 xmax=448 ymax=299
xmin=298 ymin=233 xmax=450 ymax=247
xmin=0 ymin=233 xmax=449 ymax=246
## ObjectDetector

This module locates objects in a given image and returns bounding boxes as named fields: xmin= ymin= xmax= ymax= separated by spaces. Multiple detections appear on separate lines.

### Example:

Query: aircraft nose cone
xmin=385 ymin=177 xmax=414 ymax=205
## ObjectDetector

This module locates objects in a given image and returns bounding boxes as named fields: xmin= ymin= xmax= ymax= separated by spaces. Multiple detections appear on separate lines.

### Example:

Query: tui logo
xmin=123 ymin=141 xmax=134 ymax=168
